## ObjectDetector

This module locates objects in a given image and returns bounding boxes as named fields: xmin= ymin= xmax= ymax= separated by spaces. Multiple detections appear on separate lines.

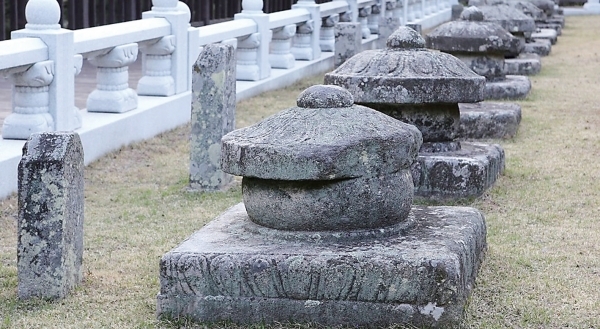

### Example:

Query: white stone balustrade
xmin=237 ymin=33 xmax=264 ymax=81
xmin=138 ymin=36 xmax=177 ymax=96
xmin=291 ymin=20 xmax=317 ymax=60
xmin=359 ymin=5 xmax=372 ymax=38
xmin=320 ymin=14 xmax=339 ymax=51
xmin=368 ymin=3 xmax=381 ymax=34
xmin=270 ymin=25 xmax=297 ymax=69
xmin=87 ymin=44 xmax=139 ymax=113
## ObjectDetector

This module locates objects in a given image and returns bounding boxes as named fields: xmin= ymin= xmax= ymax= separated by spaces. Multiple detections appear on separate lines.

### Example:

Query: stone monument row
xmin=158 ymin=85 xmax=487 ymax=328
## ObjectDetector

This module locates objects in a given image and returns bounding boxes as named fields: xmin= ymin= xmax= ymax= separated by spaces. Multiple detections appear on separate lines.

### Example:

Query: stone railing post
xmin=6 ymin=0 xmax=80 ymax=138
xmin=320 ymin=14 xmax=339 ymax=51
xmin=292 ymin=0 xmax=322 ymax=61
xmin=18 ymin=132 xmax=84 ymax=300
xmin=87 ymin=43 xmax=139 ymax=113
xmin=368 ymin=2 xmax=382 ymax=34
xmin=138 ymin=36 xmax=176 ymax=96
xmin=142 ymin=0 xmax=191 ymax=95
xmin=235 ymin=0 xmax=271 ymax=81
xmin=270 ymin=25 xmax=296 ymax=69
xmin=358 ymin=5 xmax=372 ymax=38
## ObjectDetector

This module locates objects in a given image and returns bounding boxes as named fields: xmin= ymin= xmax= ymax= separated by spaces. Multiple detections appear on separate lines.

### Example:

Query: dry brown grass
xmin=1 ymin=16 xmax=600 ymax=329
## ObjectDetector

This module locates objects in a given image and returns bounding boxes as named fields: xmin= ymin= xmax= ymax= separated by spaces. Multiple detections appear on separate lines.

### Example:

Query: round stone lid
xmin=474 ymin=4 xmax=536 ymax=33
xmin=324 ymin=27 xmax=486 ymax=105
xmin=426 ymin=7 xmax=523 ymax=55
xmin=504 ymin=0 xmax=545 ymax=20
xmin=220 ymin=85 xmax=423 ymax=180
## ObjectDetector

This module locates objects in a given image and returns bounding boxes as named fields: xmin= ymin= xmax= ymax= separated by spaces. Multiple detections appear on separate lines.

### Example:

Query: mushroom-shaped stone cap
xmin=324 ymin=26 xmax=486 ymax=104
xmin=221 ymin=85 xmax=423 ymax=180
xmin=492 ymin=0 xmax=545 ymax=20
xmin=476 ymin=4 xmax=536 ymax=33
xmin=426 ymin=6 xmax=523 ymax=55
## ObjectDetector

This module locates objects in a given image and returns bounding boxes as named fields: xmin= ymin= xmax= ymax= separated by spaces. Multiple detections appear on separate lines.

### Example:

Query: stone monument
xmin=157 ymin=85 xmax=487 ymax=328
xmin=325 ymin=27 xmax=505 ymax=200
xmin=426 ymin=6 xmax=532 ymax=100
xmin=17 ymin=132 xmax=84 ymax=299
xmin=189 ymin=43 xmax=236 ymax=191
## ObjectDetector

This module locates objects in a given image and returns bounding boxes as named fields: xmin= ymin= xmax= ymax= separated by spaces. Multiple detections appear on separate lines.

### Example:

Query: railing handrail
xmin=74 ymin=18 xmax=171 ymax=56
xmin=320 ymin=1 xmax=351 ymax=17
xmin=268 ymin=8 xmax=311 ymax=29
xmin=197 ymin=18 xmax=258 ymax=45
xmin=0 ymin=38 xmax=47 ymax=71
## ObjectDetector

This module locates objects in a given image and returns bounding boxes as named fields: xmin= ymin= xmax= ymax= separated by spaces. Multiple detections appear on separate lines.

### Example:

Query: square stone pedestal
xmin=157 ymin=203 xmax=487 ymax=328
xmin=458 ymin=102 xmax=522 ymax=139
xmin=412 ymin=142 xmax=505 ymax=200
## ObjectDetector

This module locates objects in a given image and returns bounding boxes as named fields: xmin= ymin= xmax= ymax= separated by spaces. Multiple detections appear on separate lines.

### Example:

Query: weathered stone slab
xmin=458 ymin=102 xmax=522 ymax=139
xmin=334 ymin=22 xmax=362 ymax=67
xmin=189 ymin=43 xmax=236 ymax=191
xmin=523 ymin=39 xmax=551 ymax=56
xmin=412 ymin=142 xmax=505 ymax=200
xmin=17 ymin=132 xmax=84 ymax=300
xmin=484 ymin=75 xmax=531 ymax=100
xmin=532 ymin=28 xmax=558 ymax=44
xmin=504 ymin=53 xmax=542 ymax=75
xmin=157 ymin=203 xmax=487 ymax=328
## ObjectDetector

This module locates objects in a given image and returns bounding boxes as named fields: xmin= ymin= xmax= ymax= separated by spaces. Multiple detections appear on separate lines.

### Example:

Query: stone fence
xmin=0 ymin=0 xmax=455 ymax=199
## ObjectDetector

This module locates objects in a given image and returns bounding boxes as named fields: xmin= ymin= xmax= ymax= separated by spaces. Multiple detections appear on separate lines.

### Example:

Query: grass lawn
xmin=1 ymin=15 xmax=600 ymax=329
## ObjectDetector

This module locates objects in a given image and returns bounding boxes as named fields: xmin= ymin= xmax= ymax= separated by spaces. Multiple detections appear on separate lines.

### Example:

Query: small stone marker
xmin=334 ymin=22 xmax=362 ymax=67
xmin=189 ymin=43 xmax=236 ymax=191
xmin=17 ymin=132 xmax=84 ymax=300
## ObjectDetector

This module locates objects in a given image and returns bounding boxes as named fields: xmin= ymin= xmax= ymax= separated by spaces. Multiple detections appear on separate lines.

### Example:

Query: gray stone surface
xmin=523 ymin=38 xmax=551 ymax=55
xmin=452 ymin=3 xmax=465 ymax=19
xmin=412 ymin=142 xmax=505 ymax=199
xmin=475 ymin=4 xmax=537 ymax=35
xmin=325 ymin=27 xmax=486 ymax=105
xmin=459 ymin=101 xmax=522 ymax=139
xmin=221 ymin=86 xmax=422 ymax=181
xmin=532 ymin=28 xmax=558 ymax=44
xmin=157 ymin=203 xmax=487 ymax=328
xmin=504 ymin=53 xmax=542 ymax=75
xmin=190 ymin=43 xmax=236 ymax=191
xmin=17 ymin=132 xmax=84 ymax=300
xmin=334 ymin=22 xmax=362 ymax=67
xmin=484 ymin=74 xmax=532 ymax=99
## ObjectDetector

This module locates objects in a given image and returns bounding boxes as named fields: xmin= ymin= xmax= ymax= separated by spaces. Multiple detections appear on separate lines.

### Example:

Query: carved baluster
xmin=320 ymin=14 xmax=339 ymax=52
xmin=358 ymin=6 xmax=372 ymax=39
xmin=2 ymin=61 xmax=54 ymax=139
xmin=340 ymin=11 xmax=353 ymax=22
xmin=138 ymin=35 xmax=176 ymax=97
xmin=291 ymin=20 xmax=316 ymax=60
xmin=368 ymin=3 xmax=381 ymax=34
xmin=237 ymin=33 xmax=262 ymax=81
xmin=270 ymin=24 xmax=296 ymax=69
xmin=87 ymin=43 xmax=138 ymax=113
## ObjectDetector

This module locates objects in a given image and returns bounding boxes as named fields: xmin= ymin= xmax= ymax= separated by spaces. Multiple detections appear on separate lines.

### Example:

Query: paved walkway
xmin=0 ymin=59 xmax=144 ymax=135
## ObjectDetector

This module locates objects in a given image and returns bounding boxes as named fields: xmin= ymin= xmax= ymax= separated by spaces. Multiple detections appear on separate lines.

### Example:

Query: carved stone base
xmin=157 ymin=203 xmax=487 ymax=328
xmin=484 ymin=75 xmax=531 ymax=100
xmin=137 ymin=76 xmax=175 ymax=97
xmin=504 ymin=54 xmax=542 ymax=76
xmin=412 ymin=142 xmax=505 ymax=200
xmin=458 ymin=102 xmax=522 ymax=139
xmin=236 ymin=64 xmax=260 ymax=81
xmin=1 ymin=113 xmax=54 ymax=140
xmin=87 ymin=88 xmax=138 ymax=113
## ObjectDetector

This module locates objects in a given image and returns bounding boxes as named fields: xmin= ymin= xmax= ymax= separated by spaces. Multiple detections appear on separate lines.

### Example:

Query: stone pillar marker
xmin=334 ymin=22 xmax=362 ymax=67
xmin=17 ymin=132 xmax=84 ymax=300
xmin=189 ymin=44 xmax=236 ymax=191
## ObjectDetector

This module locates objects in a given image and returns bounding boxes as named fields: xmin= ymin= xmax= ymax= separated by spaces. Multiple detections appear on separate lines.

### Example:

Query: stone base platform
xmin=412 ymin=142 xmax=505 ymax=200
xmin=537 ymin=22 xmax=562 ymax=35
xmin=157 ymin=203 xmax=487 ymax=328
xmin=504 ymin=53 xmax=542 ymax=76
xmin=532 ymin=28 xmax=558 ymax=45
xmin=458 ymin=102 xmax=522 ymax=139
xmin=523 ymin=39 xmax=551 ymax=56
xmin=484 ymin=75 xmax=531 ymax=100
